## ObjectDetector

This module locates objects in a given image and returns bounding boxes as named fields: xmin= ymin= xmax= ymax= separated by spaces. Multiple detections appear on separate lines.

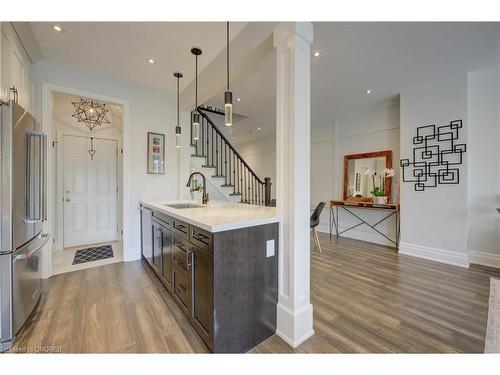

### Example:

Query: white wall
xmin=234 ymin=102 xmax=401 ymax=246
xmin=312 ymin=103 xmax=401 ymax=246
xmin=467 ymin=69 xmax=500 ymax=268
xmin=235 ymin=134 xmax=276 ymax=198
xmin=399 ymin=74 xmax=469 ymax=267
xmin=33 ymin=60 xmax=191 ymax=263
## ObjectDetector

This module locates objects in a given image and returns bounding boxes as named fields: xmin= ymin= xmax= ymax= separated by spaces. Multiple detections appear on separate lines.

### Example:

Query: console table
xmin=329 ymin=200 xmax=400 ymax=250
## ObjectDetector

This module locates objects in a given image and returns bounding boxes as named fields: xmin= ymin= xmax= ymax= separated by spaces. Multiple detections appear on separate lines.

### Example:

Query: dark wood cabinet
xmin=140 ymin=206 xmax=278 ymax=353
xmin=190 ymin=245 xmax=213 ymax=349
xmin=172 ymin=235 xmax=192 ymax=317
xmin=151 ymin=221 xmax=163 ymax=274
xmin=161 ymin=226 xmax=173 ymax=290
xmin=140 ymin=206 xmax=153 ymax=266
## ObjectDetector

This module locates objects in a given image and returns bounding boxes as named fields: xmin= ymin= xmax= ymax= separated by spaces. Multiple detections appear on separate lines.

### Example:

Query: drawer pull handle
xmin=194 ymin=233 xmax=209 ymax=242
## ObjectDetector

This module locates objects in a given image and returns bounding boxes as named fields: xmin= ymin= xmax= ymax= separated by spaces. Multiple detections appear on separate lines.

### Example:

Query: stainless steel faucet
xmin=186 ymin=172 xmax=209 ymax=204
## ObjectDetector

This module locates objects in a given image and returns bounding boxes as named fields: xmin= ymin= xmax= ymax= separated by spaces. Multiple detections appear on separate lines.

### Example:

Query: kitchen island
xmin=139 ymin=200 xmax=279 ymax=353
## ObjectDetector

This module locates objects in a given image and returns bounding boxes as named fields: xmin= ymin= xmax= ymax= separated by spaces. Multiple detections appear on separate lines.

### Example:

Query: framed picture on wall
xmin=147 ymin=132 xmax=165 ymax=174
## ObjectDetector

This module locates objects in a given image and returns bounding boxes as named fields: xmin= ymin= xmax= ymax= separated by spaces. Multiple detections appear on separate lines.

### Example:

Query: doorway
xmin=50 ymin=91 xmax=124 ymax=274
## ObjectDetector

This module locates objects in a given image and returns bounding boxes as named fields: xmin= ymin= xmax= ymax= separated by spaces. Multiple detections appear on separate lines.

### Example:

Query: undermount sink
xmin=164 ymin=203 xmax=205 ymax=209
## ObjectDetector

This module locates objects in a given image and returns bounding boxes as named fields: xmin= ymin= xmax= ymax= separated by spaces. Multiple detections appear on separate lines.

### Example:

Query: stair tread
xmin=191 ymin=154 xmax=207 ymax=158
xmin=201 ymin=165 xmax=217 ymax=168
xmin=229 ymin=193 xmax=241 ymax=196
xmin=221 ymin=184 xmax=234 ymax=187
xmin=212 ymin=175 xmax=225 ymax=178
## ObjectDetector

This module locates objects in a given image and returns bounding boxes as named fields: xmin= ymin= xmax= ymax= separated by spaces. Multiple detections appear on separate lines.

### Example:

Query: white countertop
xmin=139 ymin=199 xmax=279 ymax=233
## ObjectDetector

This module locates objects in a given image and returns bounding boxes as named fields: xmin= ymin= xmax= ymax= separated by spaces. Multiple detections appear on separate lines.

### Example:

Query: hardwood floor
xmin=12 ymin=232 xmax=500 ymax=353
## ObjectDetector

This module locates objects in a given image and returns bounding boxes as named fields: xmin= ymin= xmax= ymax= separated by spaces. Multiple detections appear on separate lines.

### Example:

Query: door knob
xmin=65 ymin=198 xmax=71 ymax=202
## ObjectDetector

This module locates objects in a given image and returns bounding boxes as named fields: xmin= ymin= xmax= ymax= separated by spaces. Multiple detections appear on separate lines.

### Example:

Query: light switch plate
xmin=266 ymin=240 xmax=275 ymax=257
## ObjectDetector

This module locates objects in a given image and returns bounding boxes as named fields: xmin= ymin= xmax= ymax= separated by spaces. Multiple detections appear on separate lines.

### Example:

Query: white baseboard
xmin=399 ymin=242 xmax=470 ymax=268
xmin=470 ymin=250 xmax=500 ymax=269
xmin=276 ymin=302 xmax=314 ymax=348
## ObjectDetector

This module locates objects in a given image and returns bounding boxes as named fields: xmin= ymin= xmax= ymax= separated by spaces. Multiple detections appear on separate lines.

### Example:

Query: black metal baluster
xmin=244 ymin=167 xmax=247 ymax=203
xmin=206 ymin=120 xmax=209 ymax=160
xmin=224 ymin=143 xmax=227 ymax=184
xmin=215 ymin=133 xmax=219 ymax=174
xmin=211 ymin=127 xmax=214 ymax=166
xmin=240 ymin=160 xmax=243 ymax=197
xmin=201 ymin=117 xmax=204 ymax=156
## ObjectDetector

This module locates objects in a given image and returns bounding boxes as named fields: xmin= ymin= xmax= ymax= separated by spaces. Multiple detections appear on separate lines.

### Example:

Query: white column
xmin=273 ymin=22 xmax=314 ymax=348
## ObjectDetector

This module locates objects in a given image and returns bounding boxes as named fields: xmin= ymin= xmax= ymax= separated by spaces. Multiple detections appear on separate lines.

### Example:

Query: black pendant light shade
xmin=174 ymin=71 xmax=183 ymax=149
xmin=191 ymin=47 xmax=202 ymax=140
xmin=224 ymin=21 xmax=233 ymax=127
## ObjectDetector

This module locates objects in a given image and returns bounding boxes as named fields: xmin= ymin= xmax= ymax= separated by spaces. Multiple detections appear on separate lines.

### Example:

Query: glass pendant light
xmin=174 ymin=72 xmax=183 ymax=149
xmin=224 ymin=22 xmax=233 ymax=126
xmin=191 ymin=47 xmax=202 ymax=140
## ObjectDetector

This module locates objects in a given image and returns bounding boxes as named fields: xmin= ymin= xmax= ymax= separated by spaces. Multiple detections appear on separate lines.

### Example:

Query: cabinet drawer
xmin=189 ymin=226 xmax=212 ymax=253
xmin=171 ymin=218 xmax=189 ymax=236
xmin=172 ymin=242 xmax=191 ymax=271
xmin=152 ymin=211 xmax=172 ymax=227
xmin=173 ymin=262 xmax=191 ymax=316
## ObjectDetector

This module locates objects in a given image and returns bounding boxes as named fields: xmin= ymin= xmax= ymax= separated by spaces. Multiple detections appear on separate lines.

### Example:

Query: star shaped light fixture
xmin=71 ymin=98 xmax=111 ymax=131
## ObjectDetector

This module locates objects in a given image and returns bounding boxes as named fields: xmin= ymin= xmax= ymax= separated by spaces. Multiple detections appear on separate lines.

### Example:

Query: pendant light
xmin=174 ymin=71 xmax=183 ymax=149
xmin=191 ymin=47 xmax=202 ymax=140
xmin=224 ymin=21 xmax=233 ymax=127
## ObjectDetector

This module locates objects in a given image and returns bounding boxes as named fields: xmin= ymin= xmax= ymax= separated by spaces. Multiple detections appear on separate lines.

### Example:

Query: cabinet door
xmin=161 ymin=226 xmax=173 ymax=290
xmin=152 ymin=222 xmax=163 ymax=275
xmin=140 ymin=207 xmax=153 ymax=265
xmin=1 ymin=32 xmax=10 ymax=101
xmin=190 ymin=246 xmax=213 ymax=349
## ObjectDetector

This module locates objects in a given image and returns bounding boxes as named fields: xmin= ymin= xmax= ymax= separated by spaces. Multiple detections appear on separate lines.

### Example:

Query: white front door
xmin=63 ymin=135 xmax=117 ymax=247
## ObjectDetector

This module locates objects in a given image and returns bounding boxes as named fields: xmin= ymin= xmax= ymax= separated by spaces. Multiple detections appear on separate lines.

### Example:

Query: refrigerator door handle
xmin=42 ymin=134 xmax=47 ymax=222
xmin=25 ymin=133 xmax=32 ymax=220
xmin=12 ymin=233 xmax=49 ymax=262
xmin=25 ymin=132 xmax=44 ymax=222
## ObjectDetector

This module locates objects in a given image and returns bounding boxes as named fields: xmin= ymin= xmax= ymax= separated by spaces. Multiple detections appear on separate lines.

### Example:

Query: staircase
xmin=189 ymin=106 xmax=272 ymax=206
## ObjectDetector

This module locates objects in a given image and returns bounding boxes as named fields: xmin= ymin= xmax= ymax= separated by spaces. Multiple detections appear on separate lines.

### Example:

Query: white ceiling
xmin=310 ymin=22 xmax=500 ymax=126
xmin=26 ymin=22 xmax=246 ymax=92
xmin=19 ymin=22 xmax=500 ymax=144
xmin=202 ymin=22 xmax=500 ymax=144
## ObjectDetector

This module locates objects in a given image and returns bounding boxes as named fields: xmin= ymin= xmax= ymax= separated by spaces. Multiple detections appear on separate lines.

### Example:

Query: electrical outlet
xmin=266 ymin=240 xmax=275 ymax=258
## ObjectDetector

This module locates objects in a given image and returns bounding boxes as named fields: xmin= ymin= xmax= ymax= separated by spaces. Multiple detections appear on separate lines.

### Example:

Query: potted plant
xmin=190 ymin=179 xmax=203 ymax=203
xmin=364 ymin=167 xmax=395 ymax=204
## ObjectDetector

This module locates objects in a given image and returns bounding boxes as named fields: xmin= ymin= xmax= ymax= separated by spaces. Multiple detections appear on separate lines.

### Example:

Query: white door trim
xmin=41 ymin=82 xmax=130 ymax=279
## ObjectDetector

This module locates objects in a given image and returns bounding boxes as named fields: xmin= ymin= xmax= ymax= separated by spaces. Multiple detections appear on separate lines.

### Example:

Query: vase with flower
xmin=363 ymin=167 xmax=395 ymax=204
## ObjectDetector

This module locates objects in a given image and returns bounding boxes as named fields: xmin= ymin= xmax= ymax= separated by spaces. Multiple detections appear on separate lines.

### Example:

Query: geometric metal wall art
xmin=400 ymin=119 xmax=466 ymax=191
xmin=71 ymin=98 xmax=111 ymax=131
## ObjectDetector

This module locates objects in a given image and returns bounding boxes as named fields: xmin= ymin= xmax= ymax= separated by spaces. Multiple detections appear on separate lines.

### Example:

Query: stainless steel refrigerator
xmin=0 ymin=100 xmax=49 ymax=351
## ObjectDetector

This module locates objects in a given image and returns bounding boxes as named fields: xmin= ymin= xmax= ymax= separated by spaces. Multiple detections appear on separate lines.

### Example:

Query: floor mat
xmin=72 ymin=244 xmax=114 ymax=265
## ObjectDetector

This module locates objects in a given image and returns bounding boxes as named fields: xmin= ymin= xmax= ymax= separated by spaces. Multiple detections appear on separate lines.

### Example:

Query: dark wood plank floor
xmin=13 ymin=232 xmax=499 ymax=353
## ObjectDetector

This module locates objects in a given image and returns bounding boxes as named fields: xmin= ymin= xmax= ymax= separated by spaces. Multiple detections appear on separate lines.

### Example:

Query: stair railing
xmin=190 ymin=106 xmax=272 ymax=206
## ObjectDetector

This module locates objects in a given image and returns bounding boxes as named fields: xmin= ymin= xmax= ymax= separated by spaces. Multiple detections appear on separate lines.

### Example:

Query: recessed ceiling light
xmin=147 ymin=58 xmax=155 ymax=64
xmin=313 ymin=51 xmax=320 ymax=57
xmin=52 ymin=25 xmax=63 ymax=32
xmin=236 ymin=97 xmax=241 ymax=102
xmin=257 ymin=127 xmax=261 ymax=130
xmin=364 ymin=89 xmax=373 ymax=95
